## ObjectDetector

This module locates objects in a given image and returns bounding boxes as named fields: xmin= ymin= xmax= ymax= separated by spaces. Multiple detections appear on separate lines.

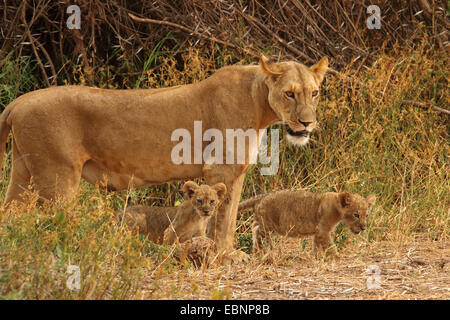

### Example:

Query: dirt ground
xmin=139 ymin=235 xmax=449 ymax=300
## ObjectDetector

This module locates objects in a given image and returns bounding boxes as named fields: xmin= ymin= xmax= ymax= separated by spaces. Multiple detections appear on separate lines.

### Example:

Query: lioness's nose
xmin=298 ymin=120 xmax=311 ymax=127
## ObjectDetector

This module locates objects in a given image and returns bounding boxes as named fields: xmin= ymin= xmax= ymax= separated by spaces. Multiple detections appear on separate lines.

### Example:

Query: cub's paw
xmin=227 ymin=249 xmax=251 ymax=265
xmin=313 ymin=246 xmax=339 ymax=260
xmin=175 ymin=236 xmax=218 ymax=268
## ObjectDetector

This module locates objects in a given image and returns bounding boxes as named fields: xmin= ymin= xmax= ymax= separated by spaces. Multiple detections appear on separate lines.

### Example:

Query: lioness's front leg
xmin=203 ymin=164 xmax=248 ymax=256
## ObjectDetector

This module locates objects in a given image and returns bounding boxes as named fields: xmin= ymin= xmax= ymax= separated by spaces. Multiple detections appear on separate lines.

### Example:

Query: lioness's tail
xmin=0 ymin=103 xmax=13 ymax=166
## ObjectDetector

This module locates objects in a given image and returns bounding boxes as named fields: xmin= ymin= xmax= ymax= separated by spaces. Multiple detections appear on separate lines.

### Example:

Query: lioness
xmin=0 ymin=54 xmax=328 ymax=256
xmin=115 ymin=181 xmax=226 ymax=244
xmin=238 ymin=190 xmax=376 ymax=255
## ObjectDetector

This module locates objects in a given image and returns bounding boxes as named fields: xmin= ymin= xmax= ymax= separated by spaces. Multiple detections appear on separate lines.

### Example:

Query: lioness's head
xmin=183 ymin=181 xmax=227 ymax=218
xmin=260 ymin=55 xmax=328 ymax=146
xmin=338 ymin=193 xmax=376 ymax=234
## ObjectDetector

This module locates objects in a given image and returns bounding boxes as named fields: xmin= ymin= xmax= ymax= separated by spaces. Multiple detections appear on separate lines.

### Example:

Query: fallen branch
xmin=22 ymin=2 xmax=51 ymax=87
xmin=128 ymin=13 xmax=258 ymax=58
xmin=403 ymin=100 xmax=450 ymax=115
xmin=243 ymin=13 xmax=314 ymax=64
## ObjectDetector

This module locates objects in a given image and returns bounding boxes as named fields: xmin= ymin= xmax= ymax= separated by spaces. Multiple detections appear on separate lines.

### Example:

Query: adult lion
xmin=0 ymin=55 xmax=328 ymax=256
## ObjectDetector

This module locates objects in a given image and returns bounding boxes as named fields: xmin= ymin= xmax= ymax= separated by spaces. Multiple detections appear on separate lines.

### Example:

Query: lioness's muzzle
xmin=285 ymin=124 xmax=309 ymax=137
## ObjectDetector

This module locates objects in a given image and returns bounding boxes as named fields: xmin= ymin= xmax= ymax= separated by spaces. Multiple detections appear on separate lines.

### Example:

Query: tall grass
xmin=0 ymin=52 xmax=44 ymax=109
xmin=0 ymin=40 xmax=448 ymax=299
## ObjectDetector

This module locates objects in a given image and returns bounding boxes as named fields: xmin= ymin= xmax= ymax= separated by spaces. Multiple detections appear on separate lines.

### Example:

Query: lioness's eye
xmin=312 ymin=90 xmax=319 ymax=97
xmin=285 ymin=91 xmax=295 ymax=99
xmin=210 ymin=200 xmax=215 ymax=205
xmin=353 ymin=213 xmax=360 ymax=219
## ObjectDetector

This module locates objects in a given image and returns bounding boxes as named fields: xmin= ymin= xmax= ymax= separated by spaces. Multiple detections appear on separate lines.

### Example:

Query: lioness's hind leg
xmin=33 ymin=168 xmax=82 ymax=203
xmin=23 ymin=154 xmax=83 ymax=203
xmin=4 ymin=143 xmax=32 ymax=205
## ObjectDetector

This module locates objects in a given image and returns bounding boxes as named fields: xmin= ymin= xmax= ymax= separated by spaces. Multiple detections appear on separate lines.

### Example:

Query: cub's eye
xmin=210 ymin=200 xmax=215 ymax=205
xmin=353 ymin=213 xmax=360 ymax=219
xmin=285 ymin=91 xmax=295 ymax=99
xmin=312 ymin=90 xmax=319 ymax=97
xmin=197 ymin=199 xmax=203 ymax=205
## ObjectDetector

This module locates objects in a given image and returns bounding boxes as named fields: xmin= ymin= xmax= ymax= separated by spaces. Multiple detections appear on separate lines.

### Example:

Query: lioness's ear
xmin=339 ymin=192 xmax=352 ymax=208
xmin=310 ymin=57 xmax=328 ymax=83
xmin=212 ymin=183 xmax=227 ymax=202
xmin=183 ymin=181 xmax=199 ymax=200
xmin=366 ymin=195 xmax=377 ymax=209
xmin=260 ymin=55 xmax=283 ymax=77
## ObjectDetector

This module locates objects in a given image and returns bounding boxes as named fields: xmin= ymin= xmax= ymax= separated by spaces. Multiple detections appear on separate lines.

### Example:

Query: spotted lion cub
xmin=238 ymin=190 xmax=376 ymax=255
xmin=115 ymin=181 xmax=226 ymax=244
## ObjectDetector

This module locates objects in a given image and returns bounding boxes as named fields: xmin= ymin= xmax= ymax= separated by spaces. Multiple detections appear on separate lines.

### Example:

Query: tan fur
xmin=115 ymin=205 xmax=178 ymax=243
xmin=174 ymin=236 xmax=218 ymax=268
xmin=115 ymin=181 xmax=226 ymax=244
xmin=239 ymin=190 xmax=376 ymax=256
xmin=0 ymin=55 xmax=328 ymax=254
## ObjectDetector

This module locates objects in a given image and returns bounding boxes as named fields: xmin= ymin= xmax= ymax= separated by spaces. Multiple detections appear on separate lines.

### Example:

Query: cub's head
xmin=338 ymin=192 xmax=376 ymax=234
xmin=260 ymin=55 xmax=328 ymax=146
xmin=183 ymin=181 xmax=227 ymax=218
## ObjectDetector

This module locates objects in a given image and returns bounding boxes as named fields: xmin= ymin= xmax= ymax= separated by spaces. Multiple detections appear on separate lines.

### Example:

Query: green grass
xmin=0 ymin=52 xmax=44 ymax=109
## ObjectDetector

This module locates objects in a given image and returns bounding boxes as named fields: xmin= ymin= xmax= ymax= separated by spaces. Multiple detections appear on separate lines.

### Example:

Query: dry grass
xmin=0 ymin=40 xmax=448 ymax=299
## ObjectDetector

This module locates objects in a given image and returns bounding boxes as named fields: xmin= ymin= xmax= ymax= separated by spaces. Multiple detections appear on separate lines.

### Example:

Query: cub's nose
xmin=298 ymin=120 xmax=311 ymax=127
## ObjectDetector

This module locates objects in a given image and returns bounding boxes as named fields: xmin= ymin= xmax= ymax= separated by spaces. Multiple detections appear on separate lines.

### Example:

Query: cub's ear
xmin=339 ymin=192 xmax=352 ymax=208
xmin=183 ymin=181 xmax=199 ymax=200
xmin=212 ymin=183 xmax=227 ymax=202
xmin=366 ymin=195 xmax=377 ymax=209
xmin=260 ymin=54 xmax=283 ymax=78
xmin=310 ymin=57 xmax=328 ymax=83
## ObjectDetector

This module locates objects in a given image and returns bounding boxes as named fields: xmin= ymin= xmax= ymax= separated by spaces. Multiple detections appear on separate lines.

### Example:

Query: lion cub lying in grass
xmin=239 ymin=190 xmax=376 ymax=256
xmin=115 ymin=181 xmax=226 ymax=245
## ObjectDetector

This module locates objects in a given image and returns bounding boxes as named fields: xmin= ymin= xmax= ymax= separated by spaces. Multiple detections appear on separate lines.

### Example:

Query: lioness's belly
xmin=81 ymin=159 xmax=203 ymax=190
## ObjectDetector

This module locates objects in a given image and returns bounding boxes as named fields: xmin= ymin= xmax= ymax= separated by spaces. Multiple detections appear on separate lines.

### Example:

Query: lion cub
xmin=239 ymin=190 xmax=376 ymax=255
xmin=115 ymin=181 xmax=227 ymax=245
